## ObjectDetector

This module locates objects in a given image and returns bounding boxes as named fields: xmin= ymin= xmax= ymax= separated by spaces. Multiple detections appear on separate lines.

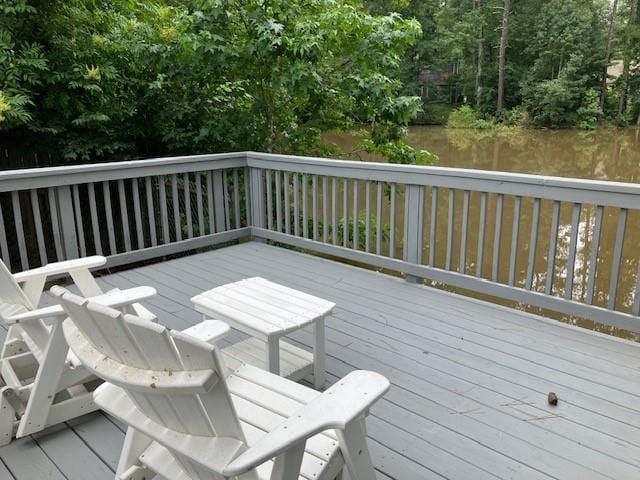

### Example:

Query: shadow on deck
xmin=2 ymin=241 xmax=640 ymax=480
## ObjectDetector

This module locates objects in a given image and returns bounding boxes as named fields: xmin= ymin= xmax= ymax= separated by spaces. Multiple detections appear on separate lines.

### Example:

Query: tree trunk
xmin=497 ymin=0 xmax=510 ymax=113
xmin=618 ymin=0 xmax=638 ymax=116
xmin=601 ymin=0 xmax=619 ymax=110
xmin=475 ymin=0 xmax=484 ymax=107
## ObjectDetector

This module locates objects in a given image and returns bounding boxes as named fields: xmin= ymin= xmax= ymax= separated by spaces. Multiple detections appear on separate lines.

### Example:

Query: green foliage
xmin=0 ymin=0 xmax=48 ymax=128
xmin=416 ymin=103 xmax=453 ymax=125
xmin=2 ymin=0 xmax=427 ymax=163
xmin=522 ymin=55 xmax=603 ymax=129
xmin=447 ymin=105 xmax=494 ymax=129
xmin=336 ymin=213 xmax=390 ymax=250
xmin=363 ymin=119 xmax=436 ymax=164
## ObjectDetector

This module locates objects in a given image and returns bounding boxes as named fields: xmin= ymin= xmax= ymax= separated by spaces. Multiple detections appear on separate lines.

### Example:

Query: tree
xmin=496 ymin=0 xmax=510 ymax=112
xmin=618 ymin=0 xmax=639 ymax=117
xmin=474 ymin=0 xmax=484 ymax=107
xmin=600 ymin=0 xmax=620 ymax=110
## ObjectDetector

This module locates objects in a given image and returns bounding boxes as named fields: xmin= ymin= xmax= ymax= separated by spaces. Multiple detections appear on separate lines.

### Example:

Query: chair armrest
xmin=3 ymin=286 xmax=156 ymax=324
xmin=223 ymin=370 xmax=389 ymax=477
xmin=12 ymin=256 xmax=106 ymax=283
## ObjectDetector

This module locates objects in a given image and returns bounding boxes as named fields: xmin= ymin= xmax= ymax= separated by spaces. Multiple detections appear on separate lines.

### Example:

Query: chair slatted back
xmin=0 ymin=260 xmax=52 ymax=355
xmin=53 ymin=287 xmax=247 ymax=479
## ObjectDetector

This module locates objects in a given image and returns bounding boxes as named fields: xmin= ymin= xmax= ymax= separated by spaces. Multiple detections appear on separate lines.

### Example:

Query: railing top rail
xmin=247 ymin=152 xmax=640 ymax=209
xmin=247 ymin=151 xmax=640 ymax=195
xmin=0 ymin=152 xmax=247 ymax=192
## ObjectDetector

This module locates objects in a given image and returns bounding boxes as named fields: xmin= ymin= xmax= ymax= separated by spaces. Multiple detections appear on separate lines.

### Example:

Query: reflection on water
xmin=325 ymin=127 xmax=640 ymax=340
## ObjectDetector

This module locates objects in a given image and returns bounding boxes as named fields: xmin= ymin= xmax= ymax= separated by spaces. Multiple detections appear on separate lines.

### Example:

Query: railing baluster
xmin=145 ymin=177 xmax=157 ymax=247
xmin=545 ymin=200 xmax=561 ymax=295
xmin=477 ymin=192 xmax=488 ymax=277
xmin=459 ymin=190 xmax=470 ymax=274
xmin=233 ymin=169 xmax=240 ymax=230
xmin=0 ymin=202 xmax=10 ymax=268
xmin=184 ymin=173 xmax=193 ymax=238
xmin=312 ymin=175 xmax=318 ymax=240
xmin=302 ymin=174 xmax=308 ymax=238
xmin=343 ymin=179 xmax=349 ymax=249
xmin=332 ymin=177 xmax=337 ymax=245
xmin=445 ymin=189 xmax=455 ymax=270
xmin=196 ymin=173 xmax=204 ymax=235
xmin=564 ymin=203 xmax=582 ymax=299
xmin=492 ymin=193 xmax=504 ymax=282
xmin=352 ymin=180 xmax=359 ymax=250
xmin=608 ymin=208 xmax=628 ymax=310
xmin=389 ymin=183 xmax=396 ymax=258
xmin=266 ymin=170 xmax=273 ymax=231
xmin=525 ymin=198 xmax=541 ymax=290
xmin=30 ymin=189 xmax=47 ymax=265
xmin=206 ymin=172 xmax=215 ymax=234
xmin=429 ymin=187 xmax=438 ymax=266
xmin=632 ymin=264 xmax=640 ymax=316
xmin=212 ymin=171 xmax=226 ymax=233
xmin=275 ymin=170 xmax=282 ymax=232
xmin=118 ymin=179 xmax=132 ymax=251
xmin=293 ymin=173 xmax=300 ymax=236
xmin=284 ymin=172 xmax=290 ymax=234
xmin=508 ymin=196 xmax=522 ymax=286
xmin=323 ymin=176 xmax=328 ymax=243
xmin=171 ymin=175 xmax=181 ymax=241
xmin=102 ymin=182 xmax=117 ymax=254
xmin=159 ymin=176 xmax=170 ymax=244
xmin=244 ymin=167 xmax=251 ymax=227
xmin=586 ymin=205 xmax=604 ymax=304
xmin=11 ymin=192 xmax=28 ymax=269
xmin=223 ymin=170 xmax=231 ymax=231
xmin=57 ymin=186 xmax=78 ymax=260
xmin=376 ymin=182 xmax=382 ymax=256
xmin=131 ymin=179 xmax=144 ymax=249
xmin=88 ymin=183 xmax=102 ymax=255
xmin=365 ymin=181 xmax=371 ymax=253
xmin=72 ymin=185 xmax=86 ymax=257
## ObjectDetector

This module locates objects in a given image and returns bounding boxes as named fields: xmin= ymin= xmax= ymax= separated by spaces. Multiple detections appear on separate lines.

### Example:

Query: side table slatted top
xmin=191 ymin=277 xmax=335 ymax=389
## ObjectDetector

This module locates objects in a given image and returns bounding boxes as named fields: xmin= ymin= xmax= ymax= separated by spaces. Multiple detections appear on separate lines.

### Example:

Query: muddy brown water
xmin=324 ymin=127 xmax=640 ymax=339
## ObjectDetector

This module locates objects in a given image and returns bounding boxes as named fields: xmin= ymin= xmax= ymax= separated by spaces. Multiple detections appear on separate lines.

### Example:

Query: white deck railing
xmin=1 ymin=152 xmax=639 ymax=333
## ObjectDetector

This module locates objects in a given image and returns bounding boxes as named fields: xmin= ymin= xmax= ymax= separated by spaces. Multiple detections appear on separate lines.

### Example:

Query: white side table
xmin=191 ymin=277 xmax=334 ymax=389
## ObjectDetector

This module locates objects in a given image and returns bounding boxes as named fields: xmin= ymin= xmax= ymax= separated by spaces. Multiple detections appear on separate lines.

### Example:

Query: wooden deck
xmin=2 ymin=241 xmax=640 ymax=479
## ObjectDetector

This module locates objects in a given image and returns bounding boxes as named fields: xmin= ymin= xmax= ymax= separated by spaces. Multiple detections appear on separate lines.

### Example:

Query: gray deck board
xmin=2 ymin=241 xmax=640 ymax=479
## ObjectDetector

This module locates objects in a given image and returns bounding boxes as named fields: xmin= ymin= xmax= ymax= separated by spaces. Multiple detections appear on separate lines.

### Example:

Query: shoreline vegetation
xmin=0 ymin=0 xmax=638 ymax=169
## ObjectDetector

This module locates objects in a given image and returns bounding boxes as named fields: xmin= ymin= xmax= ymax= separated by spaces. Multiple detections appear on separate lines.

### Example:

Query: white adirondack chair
xmin=0 ymin=255 xmax=158 ymax=444
xmin=53 ymin=286 xmax=390 ymax=480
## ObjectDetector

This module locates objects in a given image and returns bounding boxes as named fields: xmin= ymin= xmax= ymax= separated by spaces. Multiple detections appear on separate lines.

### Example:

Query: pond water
xmin=326 ymin=126 xmax=640 ymax=182
xmin=325 ymin=126 xmax=640 ymax=339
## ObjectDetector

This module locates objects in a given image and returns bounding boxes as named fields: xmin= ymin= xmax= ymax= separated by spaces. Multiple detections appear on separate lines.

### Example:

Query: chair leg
xmin=116 ymin=428 xmax=153 ymax=479
xmin=0 ymin=388 xmax=16 ymax=446
xmin=16 ymin=321 xmax=69 ymax=437
xmin=336 ymin=418 xmax=376 ymax=480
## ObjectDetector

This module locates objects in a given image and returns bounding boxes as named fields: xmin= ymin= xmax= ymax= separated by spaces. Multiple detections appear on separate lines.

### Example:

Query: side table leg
xmin=313 ymin=318 xmax=326 ymax=389
xmin=267 ymin=337 xmax=280 ymax=376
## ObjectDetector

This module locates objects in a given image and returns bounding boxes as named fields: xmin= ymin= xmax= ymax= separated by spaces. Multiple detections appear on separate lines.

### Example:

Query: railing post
xmin=403 ymin=184 xmax=424 ymax=284
xmin=56 ymin=186 xmax=79 ymax=260
xmin=249 ymin=167 xmax=266 ymax=241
